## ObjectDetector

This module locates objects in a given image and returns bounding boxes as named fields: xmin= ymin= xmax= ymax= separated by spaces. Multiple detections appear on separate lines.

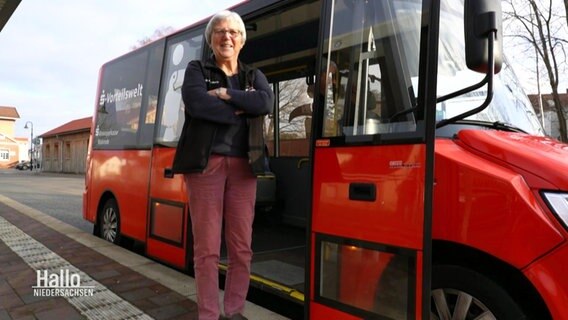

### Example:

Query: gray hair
xmin=205 ymin=10 xmax=247 ymax=46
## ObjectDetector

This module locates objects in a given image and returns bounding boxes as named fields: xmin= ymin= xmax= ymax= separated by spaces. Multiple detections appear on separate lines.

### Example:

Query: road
xmin=0 ymin=168 xmax=92 ymax=233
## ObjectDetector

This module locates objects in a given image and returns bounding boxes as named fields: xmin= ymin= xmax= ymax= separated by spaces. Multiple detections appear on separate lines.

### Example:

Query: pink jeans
xmin=184 ymin=155 xmax=256 ymax=320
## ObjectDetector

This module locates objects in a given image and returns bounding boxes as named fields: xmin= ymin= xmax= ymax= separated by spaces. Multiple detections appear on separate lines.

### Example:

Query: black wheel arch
xmin=94 ymin=191 xmax=119 ymax=236
xmin=432 ymin=240 xmax=552 ymax=320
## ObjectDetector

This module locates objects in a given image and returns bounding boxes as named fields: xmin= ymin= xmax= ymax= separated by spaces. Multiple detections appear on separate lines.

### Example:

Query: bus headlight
xmin=542 ymin=192 xmax=568 ymax=228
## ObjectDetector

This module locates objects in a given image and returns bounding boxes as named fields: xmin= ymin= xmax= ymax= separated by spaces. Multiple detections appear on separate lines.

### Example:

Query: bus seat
xmin=256 ymin=146 xmax=276 ymax=208
xmin=256 ymin=171 xmax=276 ymax=207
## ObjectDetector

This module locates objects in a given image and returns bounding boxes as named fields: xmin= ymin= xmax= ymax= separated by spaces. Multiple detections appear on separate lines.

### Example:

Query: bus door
xmin=268 ymin=74 xmax=314 ymax=228
xmin=145 ymin=30 xmax=205 ymax=270
xmin=309 ymin=0 xmax=435 ymax=319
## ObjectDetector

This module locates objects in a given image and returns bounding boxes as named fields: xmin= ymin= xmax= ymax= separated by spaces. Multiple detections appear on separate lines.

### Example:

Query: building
xmin=39 ymin=117 xmax=92 ymax=174
xmin=528 ymin=90 xmax=568 ymax=140
xmin=0 ymin=106 xmax=29 ymax=168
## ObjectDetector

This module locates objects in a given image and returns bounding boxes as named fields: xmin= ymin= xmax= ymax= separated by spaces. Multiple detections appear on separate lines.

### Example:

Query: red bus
xmin=83 ymin=0 xmax=568 ymax=318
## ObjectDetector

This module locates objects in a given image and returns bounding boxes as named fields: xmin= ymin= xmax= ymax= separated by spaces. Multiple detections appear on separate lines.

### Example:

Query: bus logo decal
xmin=315 ymin=139 xmax=330 ymax=147
xmin=99 ymin=83 xmax=144 ymax=106
xmin=389 ymin=160 xmax=421 ymax=169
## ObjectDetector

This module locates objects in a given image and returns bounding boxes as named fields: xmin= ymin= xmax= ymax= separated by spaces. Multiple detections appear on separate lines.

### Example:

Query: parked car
xmin=15 ymin=161 xmax=31 ymax=170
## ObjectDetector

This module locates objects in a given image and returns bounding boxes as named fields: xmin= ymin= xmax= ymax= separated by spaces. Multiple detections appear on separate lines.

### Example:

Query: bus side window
xmin=138 ymin=43 xmax=164 ymax=147
xmin=156 ymin=33 xmax=204 ymax=144
xmin=273 ymin=77 xmax=312 ymax=157
xmin=94 ymin=50 xmax=148 ymax=149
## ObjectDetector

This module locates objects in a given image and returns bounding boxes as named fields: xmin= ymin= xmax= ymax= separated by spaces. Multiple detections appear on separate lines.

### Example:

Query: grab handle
xmin=349 ymin=183 xmax=376 ymax=202
xmin=164 ymin=168 xmax=174 ymax=179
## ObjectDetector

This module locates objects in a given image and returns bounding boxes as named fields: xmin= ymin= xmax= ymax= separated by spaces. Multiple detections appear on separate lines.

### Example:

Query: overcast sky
xmin=0 ymin=1 xmax=565 ymax=139
xmin=0 ymin=0 xmax=239 ymax=138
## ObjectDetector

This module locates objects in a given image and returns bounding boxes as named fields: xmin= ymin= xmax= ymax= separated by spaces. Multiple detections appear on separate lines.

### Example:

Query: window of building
xmin=0 ymin=149 xmax=9 ymax=161
xmin=65 ymin=142 xmax=71 ymax=159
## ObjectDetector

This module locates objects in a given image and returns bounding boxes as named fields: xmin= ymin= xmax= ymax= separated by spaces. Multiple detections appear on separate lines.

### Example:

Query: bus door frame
xmin=305 ymin=0 xmax=438 ymax=318
xmin=145 ymin=28 xmax=208 ymax=271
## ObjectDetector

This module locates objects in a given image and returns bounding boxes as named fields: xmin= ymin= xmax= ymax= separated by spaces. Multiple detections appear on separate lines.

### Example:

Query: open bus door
xmin=307 ymin=0 xmax=437 ymax=318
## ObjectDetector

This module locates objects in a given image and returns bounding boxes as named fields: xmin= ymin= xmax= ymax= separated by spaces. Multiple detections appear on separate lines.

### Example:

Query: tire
xmin=99 ymin=198 xmax=120 ymax=244
xmin=431 ymin=264 xmax=527 ymax=320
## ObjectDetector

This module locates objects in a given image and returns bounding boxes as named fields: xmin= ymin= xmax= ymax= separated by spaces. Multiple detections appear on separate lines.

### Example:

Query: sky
xmin=0 ymin=0 xmax=240 ymax=139
xmin=0 ymin=0 xmax=565 ymax=139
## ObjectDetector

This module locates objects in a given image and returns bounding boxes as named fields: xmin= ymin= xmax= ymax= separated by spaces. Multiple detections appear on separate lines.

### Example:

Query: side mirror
xmin=464 ymin=0 xmax=502 ymax=74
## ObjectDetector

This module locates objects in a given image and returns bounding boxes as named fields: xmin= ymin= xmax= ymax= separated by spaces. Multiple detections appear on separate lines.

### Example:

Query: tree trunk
xmin=565 ymin=0 xmax=568 ymax=28
xmin=552 ymin=88 xmax=568 ymax=141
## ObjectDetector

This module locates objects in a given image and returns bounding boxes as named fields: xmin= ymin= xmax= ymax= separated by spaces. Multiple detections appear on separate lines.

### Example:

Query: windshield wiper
xmin=435 ymin=119 xmax=527 ymax=133
xmin=490 ymin=121 xmax=527 ymax=133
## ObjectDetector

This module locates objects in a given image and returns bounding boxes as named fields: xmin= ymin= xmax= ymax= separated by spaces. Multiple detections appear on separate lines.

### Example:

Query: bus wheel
xmin=99 ymin=198 xmax=120 ymax=244
xmin=431 ymin=264 xmax=527 ymax=319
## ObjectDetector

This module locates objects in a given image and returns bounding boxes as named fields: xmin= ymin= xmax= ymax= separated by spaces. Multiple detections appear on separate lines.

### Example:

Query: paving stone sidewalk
xmin=0 ymin=203 xmax=199 ymax=320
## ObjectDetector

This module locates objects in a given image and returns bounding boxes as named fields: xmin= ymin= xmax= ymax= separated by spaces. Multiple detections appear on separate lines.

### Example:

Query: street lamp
xmin=24 ymin=121 xmax=33 ymax=171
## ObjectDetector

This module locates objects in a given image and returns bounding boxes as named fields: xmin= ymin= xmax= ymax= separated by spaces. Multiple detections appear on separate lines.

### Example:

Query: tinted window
xmin=140 ymin=44 xmax=165 ymax=146
xmin=93 ymin=41 xmax=164 ymax=149
xmin=156 ymin=30 xmax=204 ymax=144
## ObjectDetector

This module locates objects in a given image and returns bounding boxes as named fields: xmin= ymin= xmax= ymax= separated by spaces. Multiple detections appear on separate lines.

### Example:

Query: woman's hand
xmin=208 ymin=87 xmax=244 ymax=115
xmin=208 ymin=87 xmax=231 ymax=100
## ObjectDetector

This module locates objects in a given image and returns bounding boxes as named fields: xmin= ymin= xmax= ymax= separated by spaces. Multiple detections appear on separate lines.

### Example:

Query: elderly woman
xmin=172 ymin=10 xmax=274 ymax=320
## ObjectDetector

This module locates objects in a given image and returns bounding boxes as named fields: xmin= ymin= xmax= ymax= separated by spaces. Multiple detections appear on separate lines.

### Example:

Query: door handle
xmin=349 ymin=183 xmax=376 ymax=202
xmin=164 ymin=168 xmax=174 ymax=178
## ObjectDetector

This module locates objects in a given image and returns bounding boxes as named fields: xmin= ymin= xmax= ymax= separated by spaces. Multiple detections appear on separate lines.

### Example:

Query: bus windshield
xmin=321 ymin=0 xmax=423 ymax=138
xmin=436 ymin=0 xmax=545 ymax=136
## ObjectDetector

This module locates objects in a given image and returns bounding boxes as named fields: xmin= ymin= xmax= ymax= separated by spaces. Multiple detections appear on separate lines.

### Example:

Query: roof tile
xmin=0 ymin=106 xmax=20 ymax=119
xmin=40 ymin=116 xmax=92 ymax=137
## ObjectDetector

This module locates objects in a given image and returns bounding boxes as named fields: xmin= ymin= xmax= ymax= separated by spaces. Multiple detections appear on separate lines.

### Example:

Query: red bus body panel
xmin=433 ymin=138 xmax=564 ymax=267
xmin=310 ymin=302 xmax=362 ymax=320
xmin=312 ymin=145 xmax=425 ymax=247
xmin=457 ymin=130 xmax=568 ymax=190
xmin=311 ymin=131 xmax=568 ymax=318
xmin=82 ymin=131 xmax=568 ymax=317
xmin=147 ymin=149 xmax=186 ymax=200
xmin=311 ymin=145 xmax=426 ymax=318
xmin=86 ymin=150 xmax=152 ymax=242
xmin=145 ymin=147 xmax=188 ymax=269
xmin=83 ymin=147 xmax=189 ymax=269
xmin=524 ymin=242 xmax=568 ymax=320
xmin=438 ymin=130 xmax=568 ymax=319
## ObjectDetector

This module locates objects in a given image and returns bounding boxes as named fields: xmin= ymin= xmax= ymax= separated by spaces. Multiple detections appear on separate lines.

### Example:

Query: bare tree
xmin=131 ymin=26 xmax=176 ymax=50
xmin=565 ymin=0 xmax=568 ymax=27
xmin=504 ymin=0 xmax=568 ymax=141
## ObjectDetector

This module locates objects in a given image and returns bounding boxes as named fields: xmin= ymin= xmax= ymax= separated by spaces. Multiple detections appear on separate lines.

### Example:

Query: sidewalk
xmin=0 ymin=195 xmax=288 ymax=320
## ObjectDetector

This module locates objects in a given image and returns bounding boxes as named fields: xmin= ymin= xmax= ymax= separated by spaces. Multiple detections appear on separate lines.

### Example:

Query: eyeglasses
xmin=213 ymin=29 xmax=241 ymax=38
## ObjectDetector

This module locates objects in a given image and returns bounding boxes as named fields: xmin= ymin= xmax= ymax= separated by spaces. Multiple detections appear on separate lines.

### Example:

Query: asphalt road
xmin=0 ymin=168 xmax=92 ymax=233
